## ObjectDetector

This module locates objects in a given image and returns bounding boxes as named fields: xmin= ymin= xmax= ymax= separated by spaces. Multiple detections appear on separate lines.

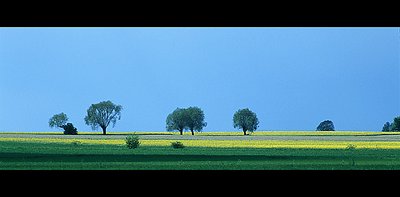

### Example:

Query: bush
xmin=126 ymin=135 xmax=140 ymax=149
xmin=71 ymin=141 xmax=82 ymax=146
xmin=171 ymin=141 xmax=185 ymax=149
xmin=316 ymin=120 xmax=335 ymax=131
xmin=62 ymin=123 xmax=78 ymax=135
xmin=346 ymin=144 xmax=357 ymax=151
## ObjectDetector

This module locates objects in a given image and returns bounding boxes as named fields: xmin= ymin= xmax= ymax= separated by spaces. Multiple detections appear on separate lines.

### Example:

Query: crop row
xmin=2 ymin=137 xmax=400 ymax=149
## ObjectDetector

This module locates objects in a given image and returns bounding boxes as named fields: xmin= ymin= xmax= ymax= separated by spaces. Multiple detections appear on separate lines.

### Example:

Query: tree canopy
xmin=185 ymin=107 xmax=207 ymax=135
xmin=49 ymin=113 xmax=68 ymax=129
xmin=382 ymin=122 xmax=392 ymax=132
xmin=233 ymin=108 xmax=259 ymax=135
xmin=166 ymin=108 xmax=188 ymax=135
xmin=316 ymin=120 xmax=335 ymax=131
xmin=84 ymin=100 xmax=122 ymax=135
xmin=392 ymin=117 xmax=400 ymax=131
xmin=49 ymin=113 xmax=77 ymax=135
xmin=166 ymin=106 xmax=207 ymax=135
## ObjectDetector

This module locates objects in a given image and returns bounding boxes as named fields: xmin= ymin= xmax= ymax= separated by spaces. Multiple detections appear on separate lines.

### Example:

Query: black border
xmin=0 ymin=170 xmax=398 ymax=188
xmin=1 ymin=2 xmax=399 ymax=27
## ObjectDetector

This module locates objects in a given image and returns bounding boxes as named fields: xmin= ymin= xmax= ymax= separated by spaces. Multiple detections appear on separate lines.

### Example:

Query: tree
xmin=316 ymin=120 xmax=335 ymax=131
xmin=49 ymin=113 xmax=78 ymax=135
xmin=166 ymin=108 xmax=188 ymax=135
xmin=84 ymin=100 xmax=123 ymax=135
xmin=391 ymin=116 xmax=400 ymax=131
xmin=233 ymin=108 xmax=259 ymax=135
xmin=185 ymin=107 xmax=207 ymax=135
xmin=382 ymin=122 xmax=392 ymax=132
xmin=49 ymin=113 xmax=68 ymax=129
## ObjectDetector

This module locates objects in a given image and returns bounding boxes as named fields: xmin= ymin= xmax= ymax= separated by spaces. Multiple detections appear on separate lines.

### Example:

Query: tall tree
xmin=391 ymin=116 xmax=400 ymax=131
xmin=382 ymin=121 xmax=392 ymax=132
xmin=186 ymin=106 xmax=207 ymax=135
xmin=84 ymin=100 xmax=123 ymax=135
xmin=166 ymin=108 xmax=188 ymax=135
xmin=233 ymin=108 xmax=259 ymax=135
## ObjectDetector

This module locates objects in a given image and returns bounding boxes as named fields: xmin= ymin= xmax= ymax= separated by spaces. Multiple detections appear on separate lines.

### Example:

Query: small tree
xmin=382 ymin=122 xmax=392 ymax=132
xmin=49 ymin=113 xmax=77 ymax=135
xmin=185 ymin=107 xmax=207 ymax=135
xmin=166 ymin=108 xmax=188 ymax=135
xmin=84 ymin=100 xmax=123 ymax=135
xmin=49 ymin=113 xmax=68 ymax=129
xmin=316 ymin=120 xmax=335 ymax=131
xmin=233 ymin=108 xmax=259 ymax=135
xmin=126 ymin=135 xmax=140 ymax=149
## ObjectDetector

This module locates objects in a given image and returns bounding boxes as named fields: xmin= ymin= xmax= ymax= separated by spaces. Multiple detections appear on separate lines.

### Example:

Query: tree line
xmin=49 ymin=100 xmax=396 ymax=135
xmin=382 ymin=117 xmax=400 ymax=132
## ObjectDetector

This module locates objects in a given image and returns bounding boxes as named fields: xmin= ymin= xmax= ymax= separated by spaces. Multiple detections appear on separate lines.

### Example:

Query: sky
xmin=0 ymin=27 xmax=399 ymax=132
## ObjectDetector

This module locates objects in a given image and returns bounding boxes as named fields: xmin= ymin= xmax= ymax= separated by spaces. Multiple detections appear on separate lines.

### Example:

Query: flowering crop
xmin=2 ymin=137 xmax=400 ymax=150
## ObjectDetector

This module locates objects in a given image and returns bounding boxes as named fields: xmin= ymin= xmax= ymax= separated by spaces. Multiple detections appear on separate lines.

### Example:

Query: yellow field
xmin=2 ymin=137 xmax=400 ymax=150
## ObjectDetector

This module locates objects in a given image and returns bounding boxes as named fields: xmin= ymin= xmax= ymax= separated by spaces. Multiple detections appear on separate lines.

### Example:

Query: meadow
xmin=1 ymin=131 xmax=400 ymax=170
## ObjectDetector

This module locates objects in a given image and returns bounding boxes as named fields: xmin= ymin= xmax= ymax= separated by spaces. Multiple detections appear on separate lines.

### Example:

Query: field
xmin=1 ymin=131 xmax=400 ymax=170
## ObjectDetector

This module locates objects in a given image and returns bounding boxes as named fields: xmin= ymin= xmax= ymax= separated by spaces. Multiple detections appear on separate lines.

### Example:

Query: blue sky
xmin=0 ymin=27 xmax=399 ymax=132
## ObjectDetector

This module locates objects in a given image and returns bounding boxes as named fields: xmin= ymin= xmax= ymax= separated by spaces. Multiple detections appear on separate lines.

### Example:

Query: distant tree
xmin=382 ymin=122 xmax=392 ymax=132
xmin=316 ymin=120 xmax=335 ymax=131
xmin=185 ymin=107 xmax=207 ymax=135
xmin=84 ymin=100 xmax=123 ymax=135
xmin=49 ymin=113 xmax=69 ymax=129
xmin=166 ymin=108 xmax=188 ymax=135
xmin=233 ymin=108 xmax=259 ymax=135
xmin=49 ymin=113 xmax=78 ymax=135
xmin=391 ymin=116 xmax=400 ymax=131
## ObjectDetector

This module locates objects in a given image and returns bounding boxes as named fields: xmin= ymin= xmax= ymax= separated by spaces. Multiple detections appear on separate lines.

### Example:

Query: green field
xmin=1 ymin=131 xmax=400 ymax=170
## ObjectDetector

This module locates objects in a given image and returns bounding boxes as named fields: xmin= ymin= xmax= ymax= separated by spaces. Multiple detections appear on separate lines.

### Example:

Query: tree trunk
xmin=243 ymin=128 xmax=247 ymax=136
xmin=101 ymin=126 xmax=107 ymax=135
xmin=179 ymin=129 xmax=183 ymax=135
xmin=191 ymin=129 xmax=194 ymax=135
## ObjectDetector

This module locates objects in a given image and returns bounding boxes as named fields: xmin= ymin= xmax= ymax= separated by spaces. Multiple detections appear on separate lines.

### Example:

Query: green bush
xmin=71 ymin=141 xmax=82 ymax=146
xmin=62 ymin=123 xmax=78 ymax=135
xmin=126 ymin=135 xmax=140 ymax=149
xmin=346 ymin=144 xmax=356 ymax=151
xmin=316 ymin=120 xmax=335 ymax=131
xmin=171 ymin=141 xmax=185 ymax=149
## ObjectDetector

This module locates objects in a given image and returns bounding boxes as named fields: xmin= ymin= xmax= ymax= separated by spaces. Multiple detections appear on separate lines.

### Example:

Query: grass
xmin=1 ymin=143 xmax=400 ymax=170
xmin=1 ymin=132 xmax=400 ymax=170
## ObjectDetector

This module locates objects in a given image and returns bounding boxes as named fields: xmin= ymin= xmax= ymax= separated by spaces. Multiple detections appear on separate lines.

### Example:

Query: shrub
xmin=71 ymin=141 xmax=82 ymax=146
xmin=171 ymin=141 xmax=185 ymax=149
xmin=346 ymin=144 xmax=357 ymax=151
xmin=316 ymin=120 xmax=335 ymax=131
xmin=126 ymin=135 xmax=140 ymax=149
xmin=62 ymin=123 xmax=78 ymax=135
